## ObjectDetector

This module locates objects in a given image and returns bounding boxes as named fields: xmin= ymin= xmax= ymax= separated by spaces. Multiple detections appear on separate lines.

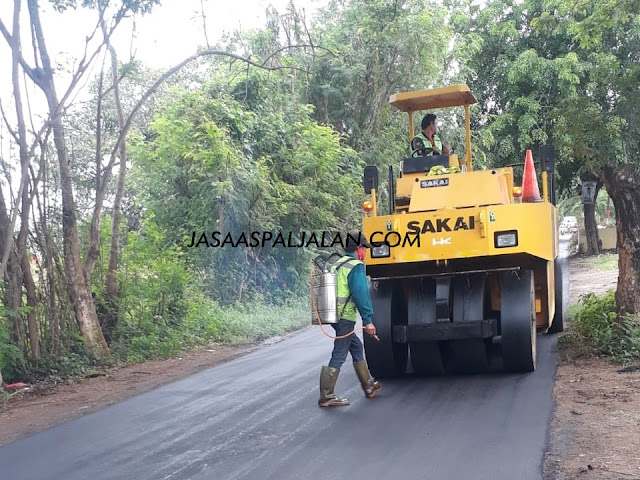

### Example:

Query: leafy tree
xmin=542 ymin=0 xmax=640 ymax=314
xmin=307 ymin=0 xmax=452 ymax=159
xmin=132 ymin=71 xmax=362 ymax=303
xmin=456 ymin=0 xmax=640 ymax=314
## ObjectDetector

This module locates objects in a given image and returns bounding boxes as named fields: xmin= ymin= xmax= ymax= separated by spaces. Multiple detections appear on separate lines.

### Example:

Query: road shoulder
xmin=544 ymin=257 xmax=640 ymax=479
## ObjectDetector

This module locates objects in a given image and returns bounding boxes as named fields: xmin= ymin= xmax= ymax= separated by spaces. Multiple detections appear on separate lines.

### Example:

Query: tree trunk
xmin=5 ymin=254 xmax=25 ymax=352
xmin=0 ymin=0 xmax=31 ymax=281
xmin=21 ymin=254 xmax=39 ymax=360
xmin=583 ymin=201 xmax=601 ymax=256
xmin=601 ymin=164 xmax=640 ymax=316
xmin=16 ymin=134 xmax=39 ymax=361
xmin=50 ymin=110 xmax=110 ymax=359
xmin=26 ymin=0 xmax=109 ymax=359
xmin=84 ymin=69 xmax=104 ymax=278
xmin=101 ymin=29 xmax=127 ymax=342
xmin=46 ymin=242 xmax=59 ymax=356
xmin=105 ymin=136 xmax=127 ymax=299
xmin=38 ymin=172 xmax=59 ymax=357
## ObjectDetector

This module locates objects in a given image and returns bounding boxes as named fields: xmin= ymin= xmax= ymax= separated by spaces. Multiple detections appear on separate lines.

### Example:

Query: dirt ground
xmin=544 ymin=258 xmax=640 ymax=480
xmin=2 ymin=258 xmax=639 ymax=480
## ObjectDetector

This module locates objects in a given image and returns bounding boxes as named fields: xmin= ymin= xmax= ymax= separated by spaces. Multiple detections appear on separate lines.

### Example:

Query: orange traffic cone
xmin=521 ymin=149 xmax=542 ymax=203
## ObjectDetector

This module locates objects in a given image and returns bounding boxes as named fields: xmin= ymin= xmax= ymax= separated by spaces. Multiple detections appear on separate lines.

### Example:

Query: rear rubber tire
xmin=443 ymin=274 xmax=490 ymax=374
xmin=411 ymin=343 xmax=446 ymax=376
xmin=500 ymin=270 xmax=537 ymax=373
xmin=365 ymin=281 xmax=408 ymax=378
xmin=408 ymin=278 xmax=445 ymax=376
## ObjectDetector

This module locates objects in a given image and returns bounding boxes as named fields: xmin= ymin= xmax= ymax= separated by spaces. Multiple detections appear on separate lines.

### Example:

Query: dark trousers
xmin=328 ymin=318 xmax=364 ymax=369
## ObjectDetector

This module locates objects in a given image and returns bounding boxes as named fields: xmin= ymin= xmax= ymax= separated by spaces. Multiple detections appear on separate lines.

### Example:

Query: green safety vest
xmin=331 ymin=256 xmax=363 ymax=322
xmin=414 ymin=132 xmax=443 ymax=155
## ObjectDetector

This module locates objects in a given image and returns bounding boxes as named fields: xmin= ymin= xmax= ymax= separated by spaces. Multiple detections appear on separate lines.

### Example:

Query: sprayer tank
xmin=311 ymin=271 xmax=338 ymax=325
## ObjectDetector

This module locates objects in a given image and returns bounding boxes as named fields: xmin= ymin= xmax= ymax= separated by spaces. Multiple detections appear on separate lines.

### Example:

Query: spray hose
xmin=309 ymin=269 xmax=380 ymax=342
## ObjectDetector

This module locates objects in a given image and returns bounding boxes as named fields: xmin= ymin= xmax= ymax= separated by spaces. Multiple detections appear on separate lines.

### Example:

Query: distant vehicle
xmin=560 ymin=216 xmax=578 ymax=235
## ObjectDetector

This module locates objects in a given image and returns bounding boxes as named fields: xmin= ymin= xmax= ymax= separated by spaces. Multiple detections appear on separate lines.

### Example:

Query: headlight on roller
xmin=371 ymin=244 xmax=390 ymax=258
xmin=494 ymin=230 xmax=518 ymax=248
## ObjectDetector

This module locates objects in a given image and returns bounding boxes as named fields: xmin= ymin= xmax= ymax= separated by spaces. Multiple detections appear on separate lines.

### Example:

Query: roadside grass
xmin=109 ymin=296 xmax=310 ymax=365
xmin=559 ymin=290 xmax=640 ymax=365
xmin=580 ymin=253 xmax=618 ymax=271
xmin=1 ymin=296 xmax=310 ymax=388
xmin=214 ymin=297 xmax=309 ymax=345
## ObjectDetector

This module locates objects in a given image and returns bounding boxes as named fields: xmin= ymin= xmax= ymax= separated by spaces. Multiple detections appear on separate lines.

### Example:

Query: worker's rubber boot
xmin=354 ymin=360 xmax=382 ymax=399
xmin=318 ymin=366 xmax=350 ymax=407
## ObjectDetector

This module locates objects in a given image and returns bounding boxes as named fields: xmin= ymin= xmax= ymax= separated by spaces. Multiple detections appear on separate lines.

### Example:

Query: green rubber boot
xmin=318 ymin=366 xmax=350 ymax=407
xmin=354 ymin=360 xmax=382 ymax=399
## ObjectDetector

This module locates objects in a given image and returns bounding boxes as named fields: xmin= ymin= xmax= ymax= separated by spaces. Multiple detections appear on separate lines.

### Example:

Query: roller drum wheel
xmin=549 ymin=258 xmax=565 ymax=333
xmin=500 ymin=270 xmax=537 ymax=373
xmin=365 ymin=281 xmax=408 ymax=378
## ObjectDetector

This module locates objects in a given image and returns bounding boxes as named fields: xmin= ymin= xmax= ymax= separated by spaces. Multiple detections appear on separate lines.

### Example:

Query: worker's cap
xmin=344 ymin=231 xmax=373 ymax=252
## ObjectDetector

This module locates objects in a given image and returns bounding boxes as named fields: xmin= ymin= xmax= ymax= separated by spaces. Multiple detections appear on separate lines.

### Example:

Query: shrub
xmin=569 ymin=290 xmax=640 ymax=364
xmin=0 ymin=308 xmax=26 ymax=383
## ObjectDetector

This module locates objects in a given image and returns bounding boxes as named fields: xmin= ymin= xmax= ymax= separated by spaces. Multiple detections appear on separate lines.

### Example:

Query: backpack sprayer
xmin=310 ymin=253 xmax=380 ymax=342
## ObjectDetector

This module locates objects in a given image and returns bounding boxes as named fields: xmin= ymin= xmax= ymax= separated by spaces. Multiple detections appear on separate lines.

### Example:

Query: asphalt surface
xmin=0 ymin=252 xmax=569 ymax=480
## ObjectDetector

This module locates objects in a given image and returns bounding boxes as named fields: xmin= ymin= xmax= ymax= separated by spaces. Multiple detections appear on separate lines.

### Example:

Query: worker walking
xmin=318 ymin=232 xmax=381 ymax=407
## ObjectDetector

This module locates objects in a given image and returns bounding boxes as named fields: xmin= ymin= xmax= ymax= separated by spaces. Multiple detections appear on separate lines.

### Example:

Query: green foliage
xmin=109 ymin=295 xmax=308 ymax=363
xmin=308 ymin=0 xmax=452 ymax=157
xmin=454 ymin=0 xmax=639 ymax=200
xmin=454 ymin=0 xmax=590 ymax=173
xmin=93 ymin=187 xmax=312 ymax=364
xmin=12 ymin=0 xmax=635 ymax=385
xmin=49 ymin=0 xmax=160 ymax=14
xmin=208 ymin=297 xmax=309 ymax=345
xmin=568 ymin=291 xmax=640 ymax=364
xmin=131 ymin=72 xmax=362 ymax=303
xmin=0 ymin=309 xmax=25 ymax=383
xmin=31 ymin=352 xmax=102 ymax=382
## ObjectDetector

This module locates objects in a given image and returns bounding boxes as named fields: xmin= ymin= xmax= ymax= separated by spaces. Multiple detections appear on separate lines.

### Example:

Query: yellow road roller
xmin=362 ymin=84 xmax=563 ymax=376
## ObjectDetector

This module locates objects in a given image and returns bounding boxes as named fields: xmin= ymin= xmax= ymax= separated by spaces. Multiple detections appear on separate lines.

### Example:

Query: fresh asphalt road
xmin=0 ymin=253 xmax=569 ymax=480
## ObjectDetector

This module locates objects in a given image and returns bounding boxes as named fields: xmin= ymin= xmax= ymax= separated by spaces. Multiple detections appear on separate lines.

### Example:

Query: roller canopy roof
xmin=389 ymin=84 xmax=477 ymax=112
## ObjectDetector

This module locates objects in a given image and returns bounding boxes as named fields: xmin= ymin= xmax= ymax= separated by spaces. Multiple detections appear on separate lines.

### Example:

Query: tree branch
xmin=260 ymin=44 xmax=336 ymax=67
xmin=56 ymin=3 xmax=115 ymax=119
xmin=0 ymin=0 xmax=33 ymax=280
xmin=0 ymin=101 xmax=20 ymax=144
xmin=0 ymin=9 xmax=38 ymax=86
xmin=100 ymin=69 xmax=128 ymax=99
xmin=104 ymin=47 xmax=317 ymax=181
xmin=200 ymin=0 xmax=210 ymax=49
xmin=26 ymin=0 xmax=53 ymax=84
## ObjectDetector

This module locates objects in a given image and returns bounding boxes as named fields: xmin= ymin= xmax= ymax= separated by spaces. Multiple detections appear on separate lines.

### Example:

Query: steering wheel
xmin=411 ymin=147 xmax=434 ymax=157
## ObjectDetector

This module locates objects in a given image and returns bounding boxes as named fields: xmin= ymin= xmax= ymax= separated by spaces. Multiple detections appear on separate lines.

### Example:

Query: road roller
xmin=361 ymin=84 xmax=564 ymax=377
